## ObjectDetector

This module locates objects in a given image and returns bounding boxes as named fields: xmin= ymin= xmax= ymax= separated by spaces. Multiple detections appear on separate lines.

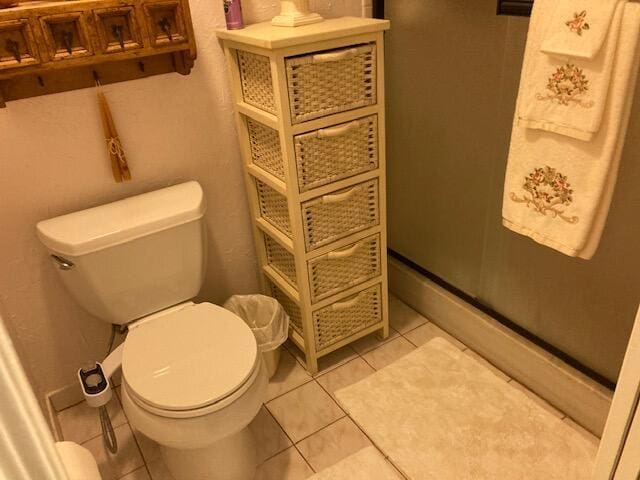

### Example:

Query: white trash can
xmin=223 ymin=294 xmax=289 ymax=378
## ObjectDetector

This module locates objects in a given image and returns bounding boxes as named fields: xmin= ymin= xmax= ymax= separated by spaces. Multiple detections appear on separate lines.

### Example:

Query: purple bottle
xmin=223 ymin=0 xmax=244 ymax=30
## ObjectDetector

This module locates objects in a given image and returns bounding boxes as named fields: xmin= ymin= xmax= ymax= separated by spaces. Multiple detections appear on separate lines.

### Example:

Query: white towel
xmin=541 ymin=0 xmax=620 ymax=59
xmin=502 ymin=0 xmax=640 ymax=260
xmin=518 ymin=1 xmax=625 ymax=141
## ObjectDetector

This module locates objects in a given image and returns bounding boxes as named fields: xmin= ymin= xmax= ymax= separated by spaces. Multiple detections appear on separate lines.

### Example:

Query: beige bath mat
xmin=335 ymin=338 xmax=597 ymax=480
xmin=309 ymin=446 xmax=402 ymax=480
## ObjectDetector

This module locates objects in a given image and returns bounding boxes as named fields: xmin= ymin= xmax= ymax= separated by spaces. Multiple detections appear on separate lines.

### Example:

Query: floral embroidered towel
xmin=502 ymin=0 xmax=640 ymax=259
xmin=541 ymin=0 xmax=621 ymax=59
xmin=517 ymin=1 xmax=626 ymax=142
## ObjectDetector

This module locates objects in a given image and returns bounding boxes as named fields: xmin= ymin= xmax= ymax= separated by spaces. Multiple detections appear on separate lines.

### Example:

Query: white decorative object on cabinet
xmin=217 ymin=17 xmax=390 ymax=373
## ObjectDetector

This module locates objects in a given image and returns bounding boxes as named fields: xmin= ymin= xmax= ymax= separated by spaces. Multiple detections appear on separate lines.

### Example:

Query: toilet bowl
xmin=36 ymin=182 xmax=268 ymax=480
xmin=120 ymin=302 xmax=268 ymax=480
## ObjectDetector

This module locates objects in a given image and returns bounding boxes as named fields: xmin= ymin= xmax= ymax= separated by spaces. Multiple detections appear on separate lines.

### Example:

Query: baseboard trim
xmin=389 ymin=257 xmax=613 ymax=437
xmin=48 ymin=383 xmax=84 ymax=413
xmin=44 ymin=390 xmax=64 ymax=442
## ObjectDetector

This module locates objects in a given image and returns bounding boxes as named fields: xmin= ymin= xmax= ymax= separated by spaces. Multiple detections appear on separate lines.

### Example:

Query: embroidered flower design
xmin=510 ymin=166 xmax=579 ymax=224
xmin=566 ymin=11 xmax=590 ymax=35
xmin=536 ymin=63 xmax=593 ymax=108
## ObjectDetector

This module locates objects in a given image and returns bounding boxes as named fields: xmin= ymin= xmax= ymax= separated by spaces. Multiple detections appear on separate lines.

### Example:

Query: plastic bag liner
xmin=223 ymin=294 xmax=289 ymax=352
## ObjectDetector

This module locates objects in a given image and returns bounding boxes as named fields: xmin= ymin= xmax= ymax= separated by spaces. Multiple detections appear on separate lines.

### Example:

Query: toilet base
xmin=161 ymin=427 xmax=258 ymax=480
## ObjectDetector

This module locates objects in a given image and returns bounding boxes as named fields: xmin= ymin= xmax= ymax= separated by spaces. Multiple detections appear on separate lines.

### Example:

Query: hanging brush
xmin=94 ymin=71 xmax=132 ymax=183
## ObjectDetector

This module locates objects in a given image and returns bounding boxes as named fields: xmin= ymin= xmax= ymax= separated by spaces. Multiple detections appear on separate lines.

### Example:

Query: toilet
xmin=36 ymin=181 xmax=267 ymax=480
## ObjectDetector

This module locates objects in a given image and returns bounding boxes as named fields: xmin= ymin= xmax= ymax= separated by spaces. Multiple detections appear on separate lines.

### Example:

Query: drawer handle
xmin=321 ymin=186 xmax=358 ymax=204
xmin=327 ymin=242 xmax=361 ymax=260
xmin=312 ymin=48 xmax=358 ymax=64
xmin=331 ymin=293 xmax=362 ymax=311
xmin=316 ymin=121 xmax=359 ymax=139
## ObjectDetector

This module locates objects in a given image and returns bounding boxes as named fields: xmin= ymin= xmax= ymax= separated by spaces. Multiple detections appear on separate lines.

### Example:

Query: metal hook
xmin=93 ymin=69 xmax=101 ymax=87
xmin=5 ymin=39 xmax=21 ymax=63
xmin=158 ymin=17 xmax=173 ymax=41
xmin=111 ymin=24 xmax=125 ymax=51
xmin=61 ymin=30 xmax=73 ymax=55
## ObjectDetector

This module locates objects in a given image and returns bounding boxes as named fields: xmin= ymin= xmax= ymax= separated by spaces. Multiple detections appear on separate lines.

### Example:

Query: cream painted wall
xmin=0 ymin=0 xmax=363 ymax=405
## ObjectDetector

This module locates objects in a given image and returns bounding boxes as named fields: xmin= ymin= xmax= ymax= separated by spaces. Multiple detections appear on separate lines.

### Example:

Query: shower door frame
xmin=594 ymin=305 xmax=640 ymax=479
xmin=378 ymin=0 xmax=640 ymax=475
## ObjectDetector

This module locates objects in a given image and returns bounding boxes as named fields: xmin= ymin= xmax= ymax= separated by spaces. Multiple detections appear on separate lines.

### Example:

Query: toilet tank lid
xmin=36 ymin=181 xmax=205 ymax=256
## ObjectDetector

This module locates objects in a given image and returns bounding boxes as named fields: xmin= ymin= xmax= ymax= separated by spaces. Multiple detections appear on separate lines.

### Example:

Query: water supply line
xmin=99 ymin=403 xmax=117 ymax=454
xmin=99 ymin=324 xmax=121 ymax=453
xmin=78 ymin=325 xmax=126 ymax=454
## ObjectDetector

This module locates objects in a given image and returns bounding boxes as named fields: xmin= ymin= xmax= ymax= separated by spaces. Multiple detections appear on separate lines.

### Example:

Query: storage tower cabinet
xmin=217 ymin=17 xmax=390 ymax=374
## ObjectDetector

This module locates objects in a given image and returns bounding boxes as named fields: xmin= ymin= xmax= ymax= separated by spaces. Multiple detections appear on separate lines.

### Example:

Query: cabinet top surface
xmin=216 ymin=17 xmax=390 ymax=49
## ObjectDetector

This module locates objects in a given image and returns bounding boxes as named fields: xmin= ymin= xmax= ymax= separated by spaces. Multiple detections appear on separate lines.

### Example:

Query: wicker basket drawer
xmin=256 ymin=180 xmax=291 ymax=237
xmin=238 ymin=50 xmax=276 ymax=115
xmin=313 ymin=283 xmax=382 ymax=351
xmin=247 ymin=118 xmax=284 ymax=181
xmin=269 ymin=282 xmax=303 ymax=335
xmin=308 ymin=234 xmax=380 ymax=303
xmin=286 ymin=43 xmax=376 ymax=124
xmin=295 ymin=115 xmax=378 ymax=192
xmin=265 ymin=235 xmax=297 ymax=288
xmin=302 ymin=179 xmax=379 ymax=251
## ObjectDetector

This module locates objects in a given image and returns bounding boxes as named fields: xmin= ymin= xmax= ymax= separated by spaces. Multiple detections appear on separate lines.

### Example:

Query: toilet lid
xmin=122 ymin=303 xmax=258 ymax=411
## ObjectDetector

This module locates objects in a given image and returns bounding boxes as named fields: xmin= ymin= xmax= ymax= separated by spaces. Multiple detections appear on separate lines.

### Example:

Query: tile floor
xmin=54 ymin=294 xmax=599 ymax=480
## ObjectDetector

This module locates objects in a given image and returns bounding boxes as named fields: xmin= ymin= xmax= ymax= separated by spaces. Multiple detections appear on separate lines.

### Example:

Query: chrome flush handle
xmin=50 ymin=254 xmax=74 ymax=270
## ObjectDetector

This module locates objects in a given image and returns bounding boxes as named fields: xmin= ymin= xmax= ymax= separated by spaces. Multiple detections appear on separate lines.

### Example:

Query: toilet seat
xmin=122 ymin=302 xmax=259 ymax=418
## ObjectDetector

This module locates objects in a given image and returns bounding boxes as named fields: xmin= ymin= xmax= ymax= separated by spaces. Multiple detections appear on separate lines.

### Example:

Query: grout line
xmin=55 ymin=398 xmax=86 ymax=414
xmin=294 ymin=442 xmax=317 ymax=473
xmin=294 ymin=413 xmax=347 ymax=447
xmin=265 ymin=379 xmax=347 ymax=447
xmin=286 ymin=341 xmax=360 ymax=378
xmin=309 ymin=356 xmax=411 ymax=477
xmin=360 ymin=353 xmax=377 ymax=371
xmin=400 ymin=331 xmax=420 ymax=349
xmin=265 ymin=376 xmax=315 ymax=404
xmin=117 ymin=465 xmax=148 ymax=480
xmin=350 ymin=326 xmax=401 ymax=356
xmin=259 ymin=400 xmax=317 ymax=473
xmin=116 ymin=463 xmax=146 ymax=480
xmin=345 ymin=411 xmax=409 ymax=480
xmin=79 ymin=419 xmax=130 ymax=448
xmin=392 ymin=319 xmax=429 ymax=338
xmin=127 ymin=421 xmax=150 ymax=475
xmin=143 ymin=464 xmax=153 ymax=480
xmin=258 ymin=406 xmax=296 ymax=463
xmin=318 ymin=355 xmax=364 ymax=379
xmin=313 ymin=376 xmax=349 ymax=416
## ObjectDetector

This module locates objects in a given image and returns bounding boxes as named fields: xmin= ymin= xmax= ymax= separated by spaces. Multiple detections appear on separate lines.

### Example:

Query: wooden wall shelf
xmin=0 ymin=0 xmax=196 ymax=106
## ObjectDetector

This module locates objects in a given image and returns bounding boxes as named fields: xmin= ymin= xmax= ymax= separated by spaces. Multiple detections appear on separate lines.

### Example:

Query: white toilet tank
xmin=36 ymin=182 xmax=207 ymax=325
